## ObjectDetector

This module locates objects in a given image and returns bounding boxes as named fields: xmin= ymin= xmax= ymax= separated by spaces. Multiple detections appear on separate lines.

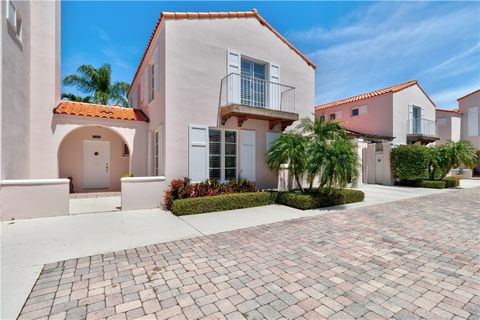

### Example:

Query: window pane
xmin=225 ymin=144 xmax=236 ymax=155
xmin=330 ymin=114 xmax=336 ymax=120
xmin=254 ymin=63 xmax=265 ymax=80
xmin=209 ymin=142 xmax=221 ymax=155
xmin=225 ymin=156 xmax=236 ymax=168
xmin=225 ymin=168 xmax=236 ymax=180
xmin=209 ymin=155 xmax=221 ymax=168
xmin=225 ymin=131 xmax=236 ymax=143
xmin=209 ymin=129 xmax=221 ymax=142
xmin=351 ymin=109 xmax=359 ymax=116
xmin=209 ymin=168 xmax=221 ymax=180
xmin=241 ymin=59 xmax=252 ymax=76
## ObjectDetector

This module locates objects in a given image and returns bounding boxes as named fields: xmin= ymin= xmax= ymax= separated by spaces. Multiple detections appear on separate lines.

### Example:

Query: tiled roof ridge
xmin=54 ymin=101 xmax=149 ymax=122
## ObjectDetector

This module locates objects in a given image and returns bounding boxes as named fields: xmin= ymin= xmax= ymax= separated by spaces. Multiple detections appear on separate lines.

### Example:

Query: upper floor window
xmin=329 ymin=113 xmax=336 ymax=121
xmin=6 ymin=0 xmax=22 ymax=43
xmin=241 ymin=58 xmax=266 ymax=107
xmin=319 ymin=115 xmax=325 ymax=122
xmin=351 ymin=108 xmax=359 ymax=117
xmin=149 ymin=64 xmax=155 ymax=102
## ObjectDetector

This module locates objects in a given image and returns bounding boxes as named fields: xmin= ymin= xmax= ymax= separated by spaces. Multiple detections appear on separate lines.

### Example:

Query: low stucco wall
xmin=121 ymin=176 xmax=166 ymax=211
xmin=0 ymin=179 xmax=69 ymax=220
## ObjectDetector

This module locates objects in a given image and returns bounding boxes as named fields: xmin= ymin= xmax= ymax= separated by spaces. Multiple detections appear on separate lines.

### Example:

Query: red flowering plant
xmin=163 ymin=177 xmax=256 ymax=210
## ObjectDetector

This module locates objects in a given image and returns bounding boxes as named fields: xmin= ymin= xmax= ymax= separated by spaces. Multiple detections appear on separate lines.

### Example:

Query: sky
xmin=62 ymin=1 xmax=480 ymax=109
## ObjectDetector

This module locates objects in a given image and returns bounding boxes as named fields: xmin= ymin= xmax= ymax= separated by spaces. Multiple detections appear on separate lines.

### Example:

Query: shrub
xmin=418 ymin=180 xmax=446 ymax=189
xmin=276 ymin=188 xmax=364 ymax=210
xmin=171 ymin=192 xmax=275 ymax=216
xmin=164 ymin=178 xmax=256 ymax=210
xmin=391 ymin=145 xmax=430 ymax=181
xmin=443 ymin=176 xmax=460 ymax=188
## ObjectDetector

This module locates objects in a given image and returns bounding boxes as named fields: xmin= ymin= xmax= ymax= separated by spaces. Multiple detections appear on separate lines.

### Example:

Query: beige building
xmin=1 ymin=8 xmax=315 ymax=196
xmin=435 ymin=109 xmax=462 ymax=145
xmin=315 ymin=80 xmax=438 ymax=145
xmin=127 ymin=10 xmax=315 ymax=189
xmin=1 ymin=0 xmax=61 ymax=179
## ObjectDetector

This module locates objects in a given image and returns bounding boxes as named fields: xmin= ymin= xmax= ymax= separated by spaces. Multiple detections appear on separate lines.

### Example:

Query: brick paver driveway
xmin=19 ymin=188 xmax=480 ymax=320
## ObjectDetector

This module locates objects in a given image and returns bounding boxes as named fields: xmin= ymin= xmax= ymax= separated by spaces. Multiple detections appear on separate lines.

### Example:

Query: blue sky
xmin=62 ymin=1 xmax=480 ymax=108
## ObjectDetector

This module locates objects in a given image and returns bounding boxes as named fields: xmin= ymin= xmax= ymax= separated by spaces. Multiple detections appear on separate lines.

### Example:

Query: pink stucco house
xmin=315 ymin=80 xmax=438 ymax=145
xmin=1 ymin=5 xmax=316 ymax=219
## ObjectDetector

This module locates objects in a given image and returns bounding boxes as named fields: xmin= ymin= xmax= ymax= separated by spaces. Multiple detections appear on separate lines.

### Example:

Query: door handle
xmin=106 ymin=163 xmax=109 ymax=172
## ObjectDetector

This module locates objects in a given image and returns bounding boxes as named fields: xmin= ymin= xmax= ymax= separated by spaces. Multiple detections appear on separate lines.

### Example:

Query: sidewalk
xmin=2 ymin=180 xmax=479 ymax=319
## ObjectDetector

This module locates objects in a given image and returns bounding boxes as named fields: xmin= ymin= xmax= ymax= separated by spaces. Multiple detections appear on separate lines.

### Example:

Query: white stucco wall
xmin=392 ymin=85 xmax=436 ymax=144
xmin=458 ymin=91 xmax=480 ymax=149
xmin=436 ymin=110 xmax=462 ymax=145
xmin=121 ymin=176 xmax=167 ymax=210
xmin=163 ymin=17 xmax=314 ymax=188
xmin=1 ymin=0 xmax=31 ymax=179
xmin=129 ymin=16 xmax=315 ymax=188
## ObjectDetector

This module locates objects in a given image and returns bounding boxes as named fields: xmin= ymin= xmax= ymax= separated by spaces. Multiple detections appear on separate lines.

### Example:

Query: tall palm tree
xmin=63 ymin=63 xmax=130 ymax=107
xmin=266 ymin=133 xmax=308 ymax=193
xmin=61 ymin=93 xmax=92 ymax=103
xmin=438 ymin=140 xmax=478 ymax=180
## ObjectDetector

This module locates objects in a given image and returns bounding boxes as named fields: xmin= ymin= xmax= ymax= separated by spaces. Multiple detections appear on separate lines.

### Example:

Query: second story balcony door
xmin=241 ymin=59 xmax=266 ymax=108
xmin=412 ymin=106 xmax=421 ymax=134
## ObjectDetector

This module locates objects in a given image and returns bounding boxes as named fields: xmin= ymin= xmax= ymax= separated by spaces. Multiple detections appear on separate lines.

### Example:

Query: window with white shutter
xmin=468 ymin=106 xmax=479 ymax=136
xmin=226 ymin=51 xmax=240 ymax=104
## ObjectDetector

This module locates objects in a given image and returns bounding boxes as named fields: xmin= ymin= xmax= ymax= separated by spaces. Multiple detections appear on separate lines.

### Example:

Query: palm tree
xmin=63 ymin=63 xmax=130 ymax=107
xmin=318 ymin=138 xmax=359 ymax=189
xmin=266 ymin=133 xmax=308 ymax=193
xmin=61 ymin=93 xmax=92 ymax=103
xmin=438 ymin=140 xmax=478 ymax=180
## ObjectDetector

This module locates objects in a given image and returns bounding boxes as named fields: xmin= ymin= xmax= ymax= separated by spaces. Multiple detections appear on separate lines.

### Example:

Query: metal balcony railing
xmin=220 ymin=73 xmax=295 ymax=113
xmin=407 ymin=118 xmax=437 ymax=136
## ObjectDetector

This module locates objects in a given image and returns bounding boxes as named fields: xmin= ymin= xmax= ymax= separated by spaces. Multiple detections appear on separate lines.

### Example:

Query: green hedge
xmin=171 ymin=192 xmax=275 ymax=216
xmin=391 ymin=145 xmax=430 ymax=181
xmin=275 ymin=188 xmax=365 ymax=210
xmin=418 ymin=180 xmax=446 ymax=189
xmin=443 ymin=177 xmax=460 ymax=188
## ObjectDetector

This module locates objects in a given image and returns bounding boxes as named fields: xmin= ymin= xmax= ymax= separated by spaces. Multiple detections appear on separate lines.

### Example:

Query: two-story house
xmin=315 ymin=80 xmax=438 ymax=145
xmin=125 ymin=10 xmax=315 ymax=189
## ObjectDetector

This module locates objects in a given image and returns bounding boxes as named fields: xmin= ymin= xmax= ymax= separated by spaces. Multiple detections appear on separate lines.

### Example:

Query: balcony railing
xmin=220 ymin=73 xmax=295 ymax=113
xmin=407 ymin=118 xmax=437 ymax=136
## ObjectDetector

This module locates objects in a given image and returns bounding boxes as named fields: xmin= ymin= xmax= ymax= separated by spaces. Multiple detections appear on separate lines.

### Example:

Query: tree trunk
xmin=295 ymin=174 xmax=305 ymax=193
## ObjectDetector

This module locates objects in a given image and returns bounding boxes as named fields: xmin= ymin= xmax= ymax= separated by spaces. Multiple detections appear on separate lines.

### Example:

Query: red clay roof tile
xmin=436 ymin=108 xmax=462 ymax=114
xmin=457 ymin=89 xmax=480 ymax=101
xmin=127 ymin=9 xmax=315 ymax=95
xmin=54 ymin=101 xmax=149 ymax=122
xmin=315 ymin=80 xmax=436 ymax=111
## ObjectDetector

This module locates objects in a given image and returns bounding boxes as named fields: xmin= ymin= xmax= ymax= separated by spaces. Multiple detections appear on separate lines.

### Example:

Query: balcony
xmin=220 ymin=73 xmax=298 ymax=130
xmin=407 ymin=118 xmax=439 ymax=144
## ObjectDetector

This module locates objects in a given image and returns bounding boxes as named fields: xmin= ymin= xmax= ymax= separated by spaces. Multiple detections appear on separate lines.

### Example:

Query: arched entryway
xmin=58 ymin=125 xmax=131 ymax=193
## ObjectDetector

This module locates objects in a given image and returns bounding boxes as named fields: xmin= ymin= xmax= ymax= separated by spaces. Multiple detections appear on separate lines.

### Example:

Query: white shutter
xmin=408 ymin=104 xmax=413 ymax=133
xmin=268 ymin=63 xmax=280 ymax=109
xmin=227 ymin=50 xmax=240 ymax=104
xmin=189 ymin=125 xmax=209 ymax=182
xmin=157 ymin=125 xmax=163 ymax=175
xmin=240 ymin=130 xmax=256 ymax=182
xmin=468 ymin=106 xmax=479 ymax=136
xmin=147 ymin=131 xmax=152 ymax=175
xmin=359 ymin=105 xmax=368 ymax=115
xmin=266 ymin=132 xmax=281 ymax=151
xmin=154 ymin=46 xmax=160 ymax=93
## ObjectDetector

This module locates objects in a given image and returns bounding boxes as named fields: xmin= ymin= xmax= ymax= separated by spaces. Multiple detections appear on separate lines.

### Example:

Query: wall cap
xmin=0 ymin=179 xmax=70 ymax=186
xmin=121 ymin=176 xmax=166 ymax=183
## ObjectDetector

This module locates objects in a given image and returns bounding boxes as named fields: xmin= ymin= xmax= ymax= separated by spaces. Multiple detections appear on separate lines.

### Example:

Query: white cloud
xmin=289 ymin=2 xmax=480 ymax=107
xmin=431 ymin=84 xmax=480 ymax=108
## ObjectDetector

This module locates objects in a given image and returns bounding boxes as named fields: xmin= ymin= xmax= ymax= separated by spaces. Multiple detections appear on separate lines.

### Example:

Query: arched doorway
xmin=58 ymin=126 xmax=131 ymax=193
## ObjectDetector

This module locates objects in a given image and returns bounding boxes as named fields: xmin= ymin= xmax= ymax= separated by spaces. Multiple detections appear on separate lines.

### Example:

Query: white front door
xmin=375 ymin=152 xmax=383 ymax=184
xmin=240 ymin=130 xmax=256 ymax=181
xmin=83 ymin=140 xmax=110 ymax=189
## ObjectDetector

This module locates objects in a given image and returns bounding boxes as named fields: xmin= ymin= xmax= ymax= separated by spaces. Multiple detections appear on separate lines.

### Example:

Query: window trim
xmin=208 ymin=128 xmax=238 ymax=182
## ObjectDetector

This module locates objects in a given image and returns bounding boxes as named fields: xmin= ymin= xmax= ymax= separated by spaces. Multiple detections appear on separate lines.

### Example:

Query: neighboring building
xmin=1 ymin=9 xmax=315 ymax=192
xmin=315 ymin=80 xmax=438 ymax=145
xmin=1 ymin=0 xmax=61 ymax=179
xmin=126 ymin=10 xmax=315 ymax=189
xmin=436 ymin=108 xmax=462 ymax=145
xmin=458 ymin=89 xmax=480 ymax=150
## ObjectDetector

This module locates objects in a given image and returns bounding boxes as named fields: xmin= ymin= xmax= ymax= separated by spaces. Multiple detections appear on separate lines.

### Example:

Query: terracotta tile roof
xmin=54 ymin=101 xmax=149 ymax=122
xmin=128 ymin=9 xmax=316 ymax=95
xmin=436 ymin=108 xmax=462 ymax=114
xmin=457 ymin=89 xmax=480 ymax=101
xmin=315 ymin=80 xmax=437 ymax=111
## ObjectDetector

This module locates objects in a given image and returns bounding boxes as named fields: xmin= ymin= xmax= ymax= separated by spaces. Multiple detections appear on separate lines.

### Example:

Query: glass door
xmin=241 ymin=59 xmax=266 ymax=107
xmin=412 ymin=106 xmax=421 ymax=133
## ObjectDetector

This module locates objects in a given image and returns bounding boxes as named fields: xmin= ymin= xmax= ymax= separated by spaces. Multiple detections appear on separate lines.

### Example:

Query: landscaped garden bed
xmin=275 ymin=188 xmax=365 ymax=210
xmin=391 ymin=142 xmax=477 ymax=189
